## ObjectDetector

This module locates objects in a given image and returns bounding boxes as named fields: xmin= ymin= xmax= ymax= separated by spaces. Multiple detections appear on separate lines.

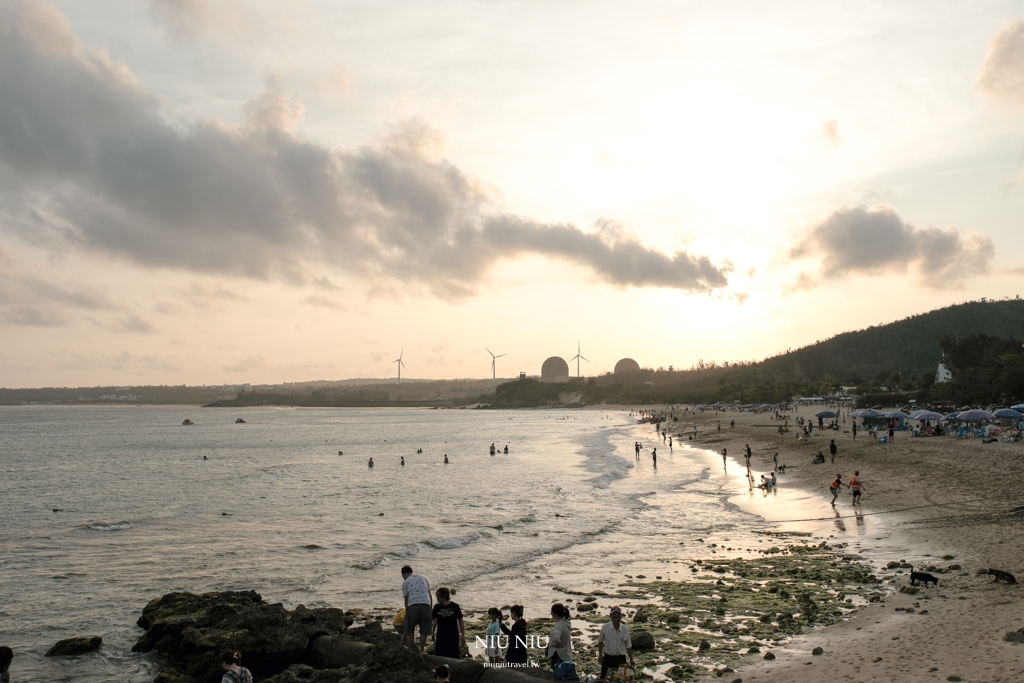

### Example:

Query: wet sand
xmin=658 ymin=407 xmax=1024 ymax=683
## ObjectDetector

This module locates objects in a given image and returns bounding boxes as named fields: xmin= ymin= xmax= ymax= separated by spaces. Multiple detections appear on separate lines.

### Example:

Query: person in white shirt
xmin=401 ymin=565 xmax=433 ymax=651
xmin=597 ymin=606 xmax=634 ymax=681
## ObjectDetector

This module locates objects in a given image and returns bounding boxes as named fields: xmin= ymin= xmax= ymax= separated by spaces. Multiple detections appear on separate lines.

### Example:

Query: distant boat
xmin=182 ymin=419 xmax=194 ymax=425
xmin=235 ymin=418 xmax=246 ymax=424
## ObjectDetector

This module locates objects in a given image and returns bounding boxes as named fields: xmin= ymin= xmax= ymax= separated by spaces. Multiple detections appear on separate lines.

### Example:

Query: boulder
xmin=698 ymin=639 xmax=710 ymax=652
xmin=1005 ymin=628 xmax=1024 ymax=644
xmin=46 ymin=635 xmax=102 ymax=657
xmin=153 ymin=667 xmax=199 ymax=683
xmin=812 ymin=647 xmax=824 ymax=655
xmin=632 ymin=609 xmax=649 ymax=623
xmin=133 ymin=591 xmax=347 ymax=682
xmin=632 ymin=630 xmax=655 ymax=651
xmin=310 ymin=635 xmax=372 ymax=669
xmin=763 ymin=651 xmax=776 ymax=660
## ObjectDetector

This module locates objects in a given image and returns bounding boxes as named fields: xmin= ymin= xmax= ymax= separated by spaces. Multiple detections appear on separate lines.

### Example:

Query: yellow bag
xmin=393 ymin=608 xmax=406 ymax=633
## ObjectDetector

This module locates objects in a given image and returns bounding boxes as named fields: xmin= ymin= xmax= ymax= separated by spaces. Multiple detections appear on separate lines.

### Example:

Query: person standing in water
xmin=443 ymin=454 xmax=449 ymax=464
xmin=772 ymin=452 xmax=778 ymax=471
xmin=1 ymin=646 xmax=12 ymax=683
xmin=850 ymin=471 xmax=865 ymax=504
xmin=721 ymin=448 xmax=727 ymax=468
xmin=652 ymin=448 xmax=657 ymax=468
xmin=830 ymin=473 xmax=846 ymax=507
xmin=401 ymin=457 xmax=405 ymax=466
xmin=368 ymin=458 xmax=374 ymax=468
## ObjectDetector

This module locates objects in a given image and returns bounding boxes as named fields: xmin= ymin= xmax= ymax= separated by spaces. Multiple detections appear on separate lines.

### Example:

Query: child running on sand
xmin=850 ymin=471 xmax=865 ymax=504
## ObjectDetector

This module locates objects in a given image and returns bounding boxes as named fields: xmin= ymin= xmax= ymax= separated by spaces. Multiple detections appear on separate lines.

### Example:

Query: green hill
xmin=568 ymin=298 xmax=1024 ymax=405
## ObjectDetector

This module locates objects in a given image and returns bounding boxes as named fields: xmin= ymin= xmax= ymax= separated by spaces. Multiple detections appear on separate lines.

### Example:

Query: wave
xmin=425 ymin=530 xmax=490 ymax=550
xmin=352 ymin=543 xmax=422 ymax=570
xmin=86 ymin=521 xmax=132 ymax=531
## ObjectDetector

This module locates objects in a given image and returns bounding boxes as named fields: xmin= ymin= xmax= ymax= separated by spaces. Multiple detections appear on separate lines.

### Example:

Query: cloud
xmin=147 ymin=0 xmax=248 ymax=42
xmin=819 ymin=120 xmax=841 ymax=148
xmin=311 ymin=64 xmax=355 ymax=97
xmin=113 ymin=312 xmax=157 ymax=334
xmin=789 ymin=204 xmax=993 ymax=289
xmin=0 ymin=249 xmax=117 ymax=326
xmin=976 ymin=19 xmax=1024 ymax=110
xmin=0 ymin=1 xmax=730 ymax=299
xmin=302 ymin=294 xmax=345 ymax=309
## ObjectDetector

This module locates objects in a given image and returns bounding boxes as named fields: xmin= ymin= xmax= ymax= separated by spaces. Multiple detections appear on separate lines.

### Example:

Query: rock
xmin=45 ymin=635 xmax=102 ymax=657
xmin=946 ymin=677 xmax=962 ymax=682
xmin=665 ymin=614 xmax=680 ymax=624
xmin=763 ymin=651 xmax=775 ymax=660
xmin=747 ymin=646 xmax=760 ymax=653
xmin=1004 ymin=628 xmax=1024 ymax=643
xmin=731 ymin=679 xmax=743 ymax=683
xmin=948 ymin=564 xmax=961 ymax=571
xmin=133 ymin=591 xmax=348 ymax=682
xmin=575 ymin=602 xmax=597 ymax=612
xmin=698 ymin=639 xmax=711 ymax=652
xmin=153 ymin=667 xmax=199 ymax=683
xmin=632 ymin=630 xmax=656 ymax=651
xmin=812 ymin=647 xmax=824 ymax=655
xmin=310 ymin=635 xmax=373 ymax=669
xmin=633 ymin=609 xmax=649 ymax=623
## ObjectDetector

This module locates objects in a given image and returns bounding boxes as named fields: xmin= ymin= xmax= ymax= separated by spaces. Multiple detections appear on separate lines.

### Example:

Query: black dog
xmin=983 ymin=568 xmax=1017 ymax=584
xmin=910 ymin=570 xmax=938 ymax=587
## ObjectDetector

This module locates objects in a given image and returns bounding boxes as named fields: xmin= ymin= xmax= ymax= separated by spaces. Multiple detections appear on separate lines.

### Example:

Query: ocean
xmin=0 ymin=405 xmax=772 ymax=682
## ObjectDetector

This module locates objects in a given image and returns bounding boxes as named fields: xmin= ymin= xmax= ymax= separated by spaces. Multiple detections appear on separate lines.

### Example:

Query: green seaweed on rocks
xmin=501 ymin=543 xmax=882 ymax=682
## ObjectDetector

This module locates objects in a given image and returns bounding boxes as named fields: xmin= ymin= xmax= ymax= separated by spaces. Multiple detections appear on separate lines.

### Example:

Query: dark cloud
xmin=789 ymin=205 xmax=993 ymax=289
xmin=0 ymin=1 xmax=729 ymax=299
xmin=0 ymin=248 xmax=117 ymax=326
xmin=976 ymin=19 xmax=1024 ymax=110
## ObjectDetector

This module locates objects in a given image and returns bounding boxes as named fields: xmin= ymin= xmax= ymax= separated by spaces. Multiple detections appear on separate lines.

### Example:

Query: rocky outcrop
xmin=45 ymin=635 xmax=102 ymax=656
xmin=631 ymin=631 xmax=655 ymax=651
xmin=133 ymin=591 xmax=347 ymax=682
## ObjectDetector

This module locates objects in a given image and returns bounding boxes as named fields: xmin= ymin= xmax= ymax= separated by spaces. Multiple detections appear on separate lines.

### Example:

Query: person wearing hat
xmin=597 ymin=606 xmax=634 ymax=681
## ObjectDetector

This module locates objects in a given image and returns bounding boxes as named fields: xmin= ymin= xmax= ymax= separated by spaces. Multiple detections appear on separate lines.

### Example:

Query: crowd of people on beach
xmin=397 ymin=565 xmax=634 ymax=681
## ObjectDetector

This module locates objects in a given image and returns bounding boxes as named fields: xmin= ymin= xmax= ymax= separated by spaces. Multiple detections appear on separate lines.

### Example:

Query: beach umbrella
xmin=815 ymin=410 xmax=838 ymax=418
xmin=1012 ymin=404 xmax=1024 ymax=412
xmin=885 ymin=411 xmax=910 ymax=419
xmin=859 ymin=409 xmax=884 ymax=418
xmin=955 ymin=409 xmax=996 ymax=422
xmin=993 ymin=408 xmax=1024 ymax=419
xmin=913 ymin=411 xmax=943 ymax=421
xmin=908 ymin=409 xmax=927 ymax=419
xmin=941 ymin=412 xmax=961 ymax=421
xmin=849 ymin=410 xmax=863 ymax=418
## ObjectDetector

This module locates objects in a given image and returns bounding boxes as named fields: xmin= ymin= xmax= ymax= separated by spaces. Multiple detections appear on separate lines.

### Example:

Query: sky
xmin=1 ymin=0 xmax=1024 ymax=387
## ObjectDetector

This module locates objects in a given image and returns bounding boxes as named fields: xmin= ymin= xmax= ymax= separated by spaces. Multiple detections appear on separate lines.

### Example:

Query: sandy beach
xmin=657 ymin=406 xmax=1024 ymax=683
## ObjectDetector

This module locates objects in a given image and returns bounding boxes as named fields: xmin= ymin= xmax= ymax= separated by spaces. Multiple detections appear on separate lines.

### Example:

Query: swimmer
xmin=368 ymin=458 xmax=374 ymax=468
xmin=339 ymin=450 xmax=344 ymax=455
xmin=503 ymin=445 xmax=508 ymax=454
xmin=401 ymin=457 xmax=405 ymax=466
xmin=203 ymin=455 xmax=208 ymax=460
xmin=444 ymin=454 xmax=449 ymax=464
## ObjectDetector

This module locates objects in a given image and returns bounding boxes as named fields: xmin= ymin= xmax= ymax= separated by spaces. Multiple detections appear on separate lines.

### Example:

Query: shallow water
xmin=0 ymin=405 xmax=813 ymax=681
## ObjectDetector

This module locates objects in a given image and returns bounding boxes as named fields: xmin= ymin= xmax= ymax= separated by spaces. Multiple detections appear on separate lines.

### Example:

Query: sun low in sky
xmin=1 ymin=0 xmax=1023 ymax=387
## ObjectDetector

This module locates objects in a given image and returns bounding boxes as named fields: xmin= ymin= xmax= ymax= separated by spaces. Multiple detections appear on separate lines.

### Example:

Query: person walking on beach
xmin=401 ymin=566 xmax=433 ymax=651
xmin=499 ymin=605 xmax=528 ymax=666
xmin=1 ymin=646 xmax=12 ymax=683
xmin=597 ymin=606 xmax=634 ymax=681
xmin=546 ymin=604 xmax=573 ymax=670
xmin=652 ymin=448 xmax=657 ymax=468
xmin=717 ymin=421 xmax=721 ymax=433
xmin=852 ymin=423 xmax=858 ymax=441
xmin=830 ymin=439 xmax=838 ymax=464
xmin=830 ymin=474 xmax=846 ymax=507
xmin=219 ymin=651 xmax=253 ymax=683
xmin=730 ymin=419 xmax=735 ymax=430
xmin=888 ymin=425 xmax=895 ymax=442
xmin=668 ymin=436 xmax=672 ymax=450
xmin=744 ymin=449 xmax=751 ymax=472
xmin=431 ymin=587 xmax=466 ymax=659
xmin=744 ymin=443 xmax=752 ymax=465
xmin=772 ymin=452 xmax=778 ymax=471
xmin=635 ymin=442 xmax=640 ymax=459
xmin=850 ymin=471 xmax=865 ymax=505
xmin=721 ymin=448 xmax=728 ymax=468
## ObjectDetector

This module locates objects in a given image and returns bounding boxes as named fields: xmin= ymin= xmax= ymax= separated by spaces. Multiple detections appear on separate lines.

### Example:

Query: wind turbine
xmin=486 ymin=348 xmax=507 ymax=380
xmin=570 ymin=342 xmax=589 ymax=378
xmin=393 ymin=349 xmax=407 ymax=383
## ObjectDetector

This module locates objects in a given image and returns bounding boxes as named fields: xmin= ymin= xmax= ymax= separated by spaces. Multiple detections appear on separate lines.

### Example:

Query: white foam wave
xmin=86 ymin=521 xmax=132 ymax=531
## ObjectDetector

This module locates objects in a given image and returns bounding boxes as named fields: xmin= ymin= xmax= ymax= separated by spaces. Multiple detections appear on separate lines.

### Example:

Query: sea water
xmin=0 ymin=405 xmax=765 ymax=682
